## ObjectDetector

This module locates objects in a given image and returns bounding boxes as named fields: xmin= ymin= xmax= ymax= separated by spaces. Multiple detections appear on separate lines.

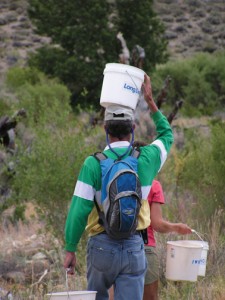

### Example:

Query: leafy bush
xmin=3 ymin=66 xmax=105 ymax=237
xmin=16 ymin=82 xmax=71 ymax=127
xmin=210 ymin=121 xmax=225 ymax=206
xmin=6 ymin=67 xmax=45 ymax=89
xmin=11 ymin=122 xmax=103 ymax=237
xmin=181 ymin=122 xmax=225 ymax=216
xmin=0 ymin=100 xmax=11 ymax=115
xmin=162 ymin=120 xmax=225 ymax=225
xmin=152 ymin=51 xmax=225 ymax=116
xmin=5 ymin=67 xmax=72 ymax=128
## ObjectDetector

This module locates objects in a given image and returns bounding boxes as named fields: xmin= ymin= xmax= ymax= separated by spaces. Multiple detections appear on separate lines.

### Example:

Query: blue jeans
xmin=87 ymin=233 xmax=147 ymax=300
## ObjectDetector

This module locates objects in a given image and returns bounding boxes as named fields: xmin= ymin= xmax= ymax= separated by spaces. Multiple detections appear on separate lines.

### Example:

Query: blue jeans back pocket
xmin=128 ymin=244 xmax=146 ymax=274
xmin=88 ymin=240 xmax=117 ymax=272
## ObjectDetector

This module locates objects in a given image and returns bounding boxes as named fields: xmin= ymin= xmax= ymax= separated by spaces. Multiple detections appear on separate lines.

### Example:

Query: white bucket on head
xmin=166 ymin=240 xmax=203 ymax=282
xmin=190 ymin=240 xmax=209 ymax=277
xmin=46 ymin=291 xmax=97 ymax=300
xmin=100 ymin=63 xmax=145 ymax=110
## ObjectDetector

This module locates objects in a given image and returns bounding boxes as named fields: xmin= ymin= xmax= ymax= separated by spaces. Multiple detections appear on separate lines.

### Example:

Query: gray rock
xmin=32 ymin=252 xmax=47 ymax=261
xmin=164 ymin=31 xmax=178 ymax=39
xmin=0 ymin=18 xmax=7 ymax=25
xmin=2 ymin=271 xmax=25 ymax=284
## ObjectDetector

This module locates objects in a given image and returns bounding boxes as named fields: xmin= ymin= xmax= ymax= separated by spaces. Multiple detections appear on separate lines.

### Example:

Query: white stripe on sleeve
xmin=141 ymin=185 xmax=151 ymax=200
xmin=151 ymin=139 xmax=167 ymax=171
xmin=74 ymin=180 xmax=95 ymax=201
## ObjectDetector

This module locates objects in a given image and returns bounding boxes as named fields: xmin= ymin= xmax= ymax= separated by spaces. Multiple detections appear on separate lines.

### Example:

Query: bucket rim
xmin=46 ymin=291 xmax=97 ymax=296
xmin=104 ymin=63 xmax=145 ymax=77
xmin=167 ymin=240 xmax=204 ymax=249
xmin=190 ymin=240 xmax=209 ymax=250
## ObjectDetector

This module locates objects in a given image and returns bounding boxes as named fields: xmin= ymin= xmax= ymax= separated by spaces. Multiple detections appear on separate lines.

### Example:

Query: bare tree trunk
xmin=167 ymin=100 xmax=184 ymax=124
xmin=156 ymin=76 xmax=171 ymax=109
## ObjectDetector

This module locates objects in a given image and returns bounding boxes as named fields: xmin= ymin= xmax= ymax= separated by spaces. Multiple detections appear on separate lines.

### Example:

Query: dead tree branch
xmin=156 ymin=76 xmax=171 ymax=109
xmin=167 ymin=100 xmax=184 ymax=124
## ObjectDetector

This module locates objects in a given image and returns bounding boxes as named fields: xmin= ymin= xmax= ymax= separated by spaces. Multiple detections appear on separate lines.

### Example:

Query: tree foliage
xmin=116 ymin=0 xmax=168 ymax=71
xmin=28 ymin=0 xmax=168 ymax=108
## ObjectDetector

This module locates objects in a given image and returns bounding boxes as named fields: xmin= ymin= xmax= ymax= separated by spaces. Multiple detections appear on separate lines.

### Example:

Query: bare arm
xmin=142 ymin=74 xmax=158 ymax=113
xmin=150 ymin=202 xmax=192 ymax=234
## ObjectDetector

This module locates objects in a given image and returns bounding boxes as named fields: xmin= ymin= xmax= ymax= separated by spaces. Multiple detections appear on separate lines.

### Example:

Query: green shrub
xmin=11 ymin=120 xmax=104 ymax=237
xmin=16 ymin=82 xmax=71 ymax=127
xmin=152 ymin=59 xmax=193 ymax=101
xmin=210 ymin=121 xmax=225 ymax=206
xmin=152 ymin=51 xmax=225 ymax=116
xmin=183 ymin=69 xmax=217 ymax=115
xmin=5 ymin=67 xmax=72 ymax=127
xmin=163 ymin=121 xmax=225 ymax=224
xmin=0 ymin=100 xmax=11 ymax=115
xmin=6 ymin=67 xmax=45 ymax=90
xmin=204 ymin=52 xmax=225 ymax=106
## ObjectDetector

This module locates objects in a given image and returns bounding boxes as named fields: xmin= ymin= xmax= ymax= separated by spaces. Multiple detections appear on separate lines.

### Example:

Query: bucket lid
xmin=167 ymin=240 xmax=204 ymax=249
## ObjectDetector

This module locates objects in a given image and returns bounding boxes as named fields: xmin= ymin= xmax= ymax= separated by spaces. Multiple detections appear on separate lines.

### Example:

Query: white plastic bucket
xmin=190 ymin=240 xmax=209 ymax=276
xmin=46 ymin=291 xmax=97 ymax=300
xmin=166 ymin=240 xmax=203 ymax=282
xmin=100 ymin=63 xmax=145 ymax=109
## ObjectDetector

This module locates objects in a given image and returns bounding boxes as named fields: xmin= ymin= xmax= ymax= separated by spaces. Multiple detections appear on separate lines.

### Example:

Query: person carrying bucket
xmin=63 ymin=72 xmax=174 ymax=300
xmin=143 ymin=179 xmax=192 ymax=300
xmin=108 ymin=177 xmax=192 ymax=300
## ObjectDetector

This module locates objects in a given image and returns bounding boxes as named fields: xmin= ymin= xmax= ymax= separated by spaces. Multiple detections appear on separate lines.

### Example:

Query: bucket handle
xmin=191 ymin=229 xmax=204 ymax=241
xmin=65 ymin=268 xmax=71 ymax=299
xmin=125 ymin=70 xmax=144 ymax=107
xmin=125 ymin=70 xmax=139 ymax=90
xmin=48 ymin=268 xmax=71 ymax=299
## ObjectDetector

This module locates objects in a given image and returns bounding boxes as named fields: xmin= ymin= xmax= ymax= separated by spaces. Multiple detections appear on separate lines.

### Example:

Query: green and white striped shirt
xmin=65 ymin=110 xmax=173 ymax=252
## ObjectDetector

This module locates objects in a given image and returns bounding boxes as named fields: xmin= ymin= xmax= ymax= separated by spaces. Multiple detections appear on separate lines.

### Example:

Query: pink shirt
xmin=146 ymin=180 xmax=165 ymax=247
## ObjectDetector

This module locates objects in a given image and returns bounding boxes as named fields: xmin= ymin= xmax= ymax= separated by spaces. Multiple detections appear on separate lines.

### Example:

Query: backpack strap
xmin=93 ymin=152 xmax=107 ymax=226
xmin=130 ymin=148 xmax=141 ymax=159
xmin=93 ymin=149 xmax=140 ymax=161
xmin=93 ymin=198 xmax=104 ymax=226
xmin=94 ymin=197 xmax=101 ymax=214
xmin=93 ymin=152 xmax=107 ymax=161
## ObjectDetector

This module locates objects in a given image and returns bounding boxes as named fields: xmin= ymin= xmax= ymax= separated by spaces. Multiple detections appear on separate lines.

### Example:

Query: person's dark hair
xmin=132 ymin=140 xmax=147 ymax=150
xmin=105 ymin=120 xmax=133 ymax=140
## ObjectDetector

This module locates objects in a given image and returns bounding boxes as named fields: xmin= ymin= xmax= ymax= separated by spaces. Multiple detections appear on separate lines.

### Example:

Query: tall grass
xmin=154 ymin=121 xmax=225 ymax=300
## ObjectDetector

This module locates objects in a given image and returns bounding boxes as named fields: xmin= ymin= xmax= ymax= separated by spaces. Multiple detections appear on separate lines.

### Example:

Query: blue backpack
xmin=93 ymin=148 xmax=142 ymax=239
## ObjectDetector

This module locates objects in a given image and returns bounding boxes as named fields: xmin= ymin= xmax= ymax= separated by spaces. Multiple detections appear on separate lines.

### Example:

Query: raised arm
xmin=142 ymin=74 xmax=158 ymax=113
